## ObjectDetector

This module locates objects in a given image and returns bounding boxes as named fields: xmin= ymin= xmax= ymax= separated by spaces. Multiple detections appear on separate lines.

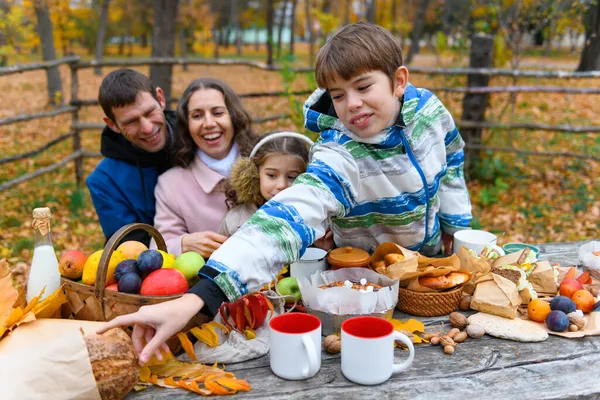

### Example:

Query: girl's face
xmin=258 ymin=153 xmax=305 ymax=201
xmin=187 ymin=88 xmax=235 ymax=160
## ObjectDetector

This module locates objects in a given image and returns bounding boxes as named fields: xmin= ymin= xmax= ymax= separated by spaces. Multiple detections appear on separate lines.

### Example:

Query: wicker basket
xmin=61 ymin=223 xmax=206 ymax=328
xmin=396 ymin=286 xmax=463 ymax=317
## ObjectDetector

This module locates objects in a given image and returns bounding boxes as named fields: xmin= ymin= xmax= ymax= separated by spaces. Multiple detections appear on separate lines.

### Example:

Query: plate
xmin=502 ymin=242 xmax=540 ymax=255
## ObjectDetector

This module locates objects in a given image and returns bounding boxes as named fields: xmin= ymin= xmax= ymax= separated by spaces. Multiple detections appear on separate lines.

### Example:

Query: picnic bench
xmin=129 ymin=241 xmax=600 ymax=399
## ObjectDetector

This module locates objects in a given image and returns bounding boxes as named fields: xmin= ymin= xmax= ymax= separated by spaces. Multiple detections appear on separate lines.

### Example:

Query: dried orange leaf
xmin=177 ymin=332 xmax=197 ymax=361
xmin=205 ymin=379 xmax=234 ymax=395
xmin=33 ymin=286 xmax=67 ymax=318
xmin=139 ymin=366 xmax=151 ymax=382
xmin=391 ymin=318 xmax=425 ymax=333
xmin=243 ymin=328 xmax=257 ymax=340
xmin=209 ymin=321 xmax=230 ymax=334
xmin=215 ymin=377 xmax=251 ymax=392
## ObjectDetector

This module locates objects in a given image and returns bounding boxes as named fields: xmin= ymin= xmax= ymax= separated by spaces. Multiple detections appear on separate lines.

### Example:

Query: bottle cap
xmin=33 ymin=207 xmax=52 ymax=219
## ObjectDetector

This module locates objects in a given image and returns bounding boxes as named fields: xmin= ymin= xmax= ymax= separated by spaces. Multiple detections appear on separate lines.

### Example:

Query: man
xmin=87 ymin=69 xmax=175 ymax=246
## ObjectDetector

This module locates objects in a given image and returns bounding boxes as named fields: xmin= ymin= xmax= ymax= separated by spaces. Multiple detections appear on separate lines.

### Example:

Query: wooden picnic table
xmin=129 ymin=241 xmax=600 ymax=399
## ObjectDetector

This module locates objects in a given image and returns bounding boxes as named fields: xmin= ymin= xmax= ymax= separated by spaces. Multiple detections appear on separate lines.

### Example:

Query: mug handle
xmin=301 ymin=335 xmax=319 ymax=378
xmin=391 ymin=332 xmax=415 ymax=374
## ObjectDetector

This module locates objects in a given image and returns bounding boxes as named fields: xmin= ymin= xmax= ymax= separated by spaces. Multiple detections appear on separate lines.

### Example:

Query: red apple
xmin=559 ymin=278 xmax=584 ymax=299
xmin=140 ymin=268 xmax=189 ymax=296
xmin=106 ymin=283 xmax=119 ymax=291
xmin=58 ymin=250 xmax=87 ymax=280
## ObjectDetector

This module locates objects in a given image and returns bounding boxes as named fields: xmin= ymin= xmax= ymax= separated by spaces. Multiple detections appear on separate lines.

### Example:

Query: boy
xmin=99 ymin=22 xmax=472 ymax=364
xmin=87 ymin=69 xmax=175 ymax=246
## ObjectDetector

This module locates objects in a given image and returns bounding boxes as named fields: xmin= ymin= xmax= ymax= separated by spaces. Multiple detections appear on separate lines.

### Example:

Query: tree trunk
xmin=230 ymin=0 xmax=242 ymax=56
xmin=461 ymin=34 xmax=494 ymax=175
xmin=577 ymin=1 xmax=600 ymax=71
xmin=366 ymin=0 xmax=376 ymax=24
xmin=214 ymin=28 xmax=220 ymax=58
xmin=405 ymin=0 xmax=431 ymax=65
xmin=289 ymin=0 xmax=297 ymax=55
xmin=0 ymin=1 xmax=8 ymax=67
xmin=266 ymin=0 xmax=274 ymax=66
xmin=344 ymin=0 xmax=351 ymax=25
xmin=34 ymin=0 xmax=63 ymax=106
xmin=305 ymin=0 xmax=314 ymax=66
xmin=180 ymin=23 xmax=188 ymax=71
xmin=94 ymin=0 xmax=110 ymax=75
xmin=150 ymin=0 xmax=180 ymax=101
xmin=276 ymin=0 xmax=288 ymax=60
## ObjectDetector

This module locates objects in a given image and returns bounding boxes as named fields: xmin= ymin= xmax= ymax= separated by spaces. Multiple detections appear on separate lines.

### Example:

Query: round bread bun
xmin=418 ymin=272 xmax=471 ymax=290
xmin=384 ymin=253 xmax=405 ymax=266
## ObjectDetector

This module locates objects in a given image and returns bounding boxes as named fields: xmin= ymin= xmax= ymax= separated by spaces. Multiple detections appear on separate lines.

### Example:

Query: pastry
xmin=418 ymin=272 xmax=471 ymax=290
xmin=384 ymin=253 xmax=405 ymax=266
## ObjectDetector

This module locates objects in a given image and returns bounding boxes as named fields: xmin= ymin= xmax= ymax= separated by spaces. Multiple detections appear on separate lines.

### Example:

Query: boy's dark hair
xmin=315 ymin=21 xmax=403 ymax=90
xmin=98 ymin=69 xmax=158 ymax=122
xmin=171 ymin=77 xmax=259 ymax=168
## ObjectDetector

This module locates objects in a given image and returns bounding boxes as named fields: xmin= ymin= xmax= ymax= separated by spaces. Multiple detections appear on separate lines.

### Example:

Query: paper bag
xmin=371 ymin=242 xmax=418 ymax=278
xmin=492 ymin=249 xmax=525 ymax=268
xmin=0 ymin=319 xmax=103 ymax=400
xmin=471 ymin=273 xmax=522 ymax=319
xmin=457 ymin=246 xmax=492 ymax=295
xmin=528 ymin=261 xmax=558 ymax=294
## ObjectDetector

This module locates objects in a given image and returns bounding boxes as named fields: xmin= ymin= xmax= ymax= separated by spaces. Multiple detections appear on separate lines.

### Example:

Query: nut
xmin=466 ymin=324 xmax=485 ymax=339
xmin=459 ymin=295 xmax=472 ymax=311
xmin=444 ymin=345 xmax=455 ymax=355
xmin=590 ymin=287 xmax=599 ymax=297
xmin=423 ymin=332 xmax=439 ymax=340
xmin=449 ymin=312 xmax=468 ymax=329
xmin=323 ymin=335 xmax=341 ymax=354
xmin=568 ymin=315 xmax=586 ymax=330
xmin=454 ymin=331 xmax=468 ymax=343
xmin=440 ymin=335 xmax=456 ymax=348
xmin=569 ymin=324 xmax=579 ymax=332
xmin=430 ymin=336 xmax=441 ymax=345
xmin=447 ymin=328 xmax=460 ymax=338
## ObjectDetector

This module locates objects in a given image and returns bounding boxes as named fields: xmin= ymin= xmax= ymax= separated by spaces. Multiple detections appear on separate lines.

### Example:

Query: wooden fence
xmin=1 ymin=55 xmax=599 ymax=192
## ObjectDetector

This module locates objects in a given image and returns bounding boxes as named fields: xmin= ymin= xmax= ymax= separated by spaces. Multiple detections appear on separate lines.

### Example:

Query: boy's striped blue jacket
xmin=204 ymin=84 xmax=472 ymax=301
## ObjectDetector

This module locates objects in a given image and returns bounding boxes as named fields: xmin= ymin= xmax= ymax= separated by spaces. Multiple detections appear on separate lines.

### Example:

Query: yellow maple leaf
xmin=390 ymin=318 xmax=425 ymax=333
xmin=33 ymin=286 xmax=67 ymax=318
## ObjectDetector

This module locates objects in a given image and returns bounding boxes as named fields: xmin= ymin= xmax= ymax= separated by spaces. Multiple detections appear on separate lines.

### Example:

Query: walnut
xmin=323 ymin=335 xmax=341 ymax=354
xmin=440 ymin=335 xmax=456 ymax=348
xmin=449 ymin=312 xmax=468 ymax=329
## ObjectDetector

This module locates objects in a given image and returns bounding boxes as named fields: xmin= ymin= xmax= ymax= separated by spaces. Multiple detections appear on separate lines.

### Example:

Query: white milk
xmin=26 ymin=245 xmax=61 ymax=302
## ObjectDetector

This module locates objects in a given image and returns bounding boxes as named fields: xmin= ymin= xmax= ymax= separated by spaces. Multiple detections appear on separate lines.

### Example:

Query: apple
xmin=173 ymin=252 xmax=205 ymax=283
xmin=277 ymin=277 xmax=302 ymax=303
xmin=58 ymin=250 xmax=87 ymax=279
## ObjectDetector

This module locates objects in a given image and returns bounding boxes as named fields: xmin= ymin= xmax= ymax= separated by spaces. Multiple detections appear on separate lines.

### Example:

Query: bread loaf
xmin=419 ymin=272 xmax=470 ymax=290
xmin=83 ymin=328 xmax=140 ymax=400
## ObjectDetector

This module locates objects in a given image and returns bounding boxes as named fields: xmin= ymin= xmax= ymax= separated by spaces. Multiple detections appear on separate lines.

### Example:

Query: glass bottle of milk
xmin=26 ymin=207 xmax=61 ymax=302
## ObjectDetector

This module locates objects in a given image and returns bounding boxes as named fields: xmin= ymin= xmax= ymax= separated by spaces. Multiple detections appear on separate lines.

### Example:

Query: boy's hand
xmin=97 ymin=293 xmax=205 ymax=365
xmin=313 ymin=229 xmax=334 ymax=251
xmin=182 ymin=231 xmax=228 ymax=258
xmin=442 ymin=232 xmax=454 ymax=256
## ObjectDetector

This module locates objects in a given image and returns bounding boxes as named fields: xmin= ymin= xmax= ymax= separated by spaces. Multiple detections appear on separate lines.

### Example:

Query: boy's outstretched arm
xmin=437 ymin=112 xmax=473 ymax=237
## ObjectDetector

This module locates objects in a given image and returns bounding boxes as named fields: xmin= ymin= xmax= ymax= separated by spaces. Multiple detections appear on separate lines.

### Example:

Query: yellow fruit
xmin=82 ymin=249 xmax=126 ymax=286
xmin=527 ymin=299 xmax=551 ymax=323
xmin=158 ymin=250 xmax=176 ymax=269
xmin=116 ymin=241 xmax=148 ymax=260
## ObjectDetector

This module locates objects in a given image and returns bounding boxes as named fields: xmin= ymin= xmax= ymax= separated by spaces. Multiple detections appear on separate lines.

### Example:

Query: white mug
xmin=453 ymin=229 xmax=504 ymax=256
xmin=269 ymin=313 xmax=321 ymax=380
xmin=290 ymin=247 xmax=328 ymax=279
xmin=341 ymin=316 xmax=414 ymax=385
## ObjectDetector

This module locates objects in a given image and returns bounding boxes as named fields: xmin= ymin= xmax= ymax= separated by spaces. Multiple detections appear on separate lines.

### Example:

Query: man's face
xmin=327 ymin=68 xmax=408 ymax=139
xmin=104 ymin=89 xmax=167 ymax=153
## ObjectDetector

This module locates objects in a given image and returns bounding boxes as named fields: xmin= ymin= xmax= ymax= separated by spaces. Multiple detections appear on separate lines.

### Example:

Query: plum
xmin=117 ymin=272 xmax=142 ymax=294
xmin=546 ymin=310 xmax=570 ymax=332
xmin=549 ymin=296 xmax=576 ymax=314
xmin=137 ymin=250 xmax=163 ymax=274
xmin=114 ymin=259 xmax=140 ymax=281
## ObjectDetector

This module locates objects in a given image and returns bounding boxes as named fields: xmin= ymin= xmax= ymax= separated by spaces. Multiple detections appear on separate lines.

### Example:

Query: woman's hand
xmin=313 ymin=229 xmax=334 ymax=251
xmin=181 ymin=231 xmax=228 ymax=258
xmin=96 ymin=293 xmax=205 ymax=365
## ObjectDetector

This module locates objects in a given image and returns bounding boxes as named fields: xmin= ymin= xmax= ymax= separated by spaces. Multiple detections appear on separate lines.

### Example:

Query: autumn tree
xmin=94 ymin=0 xmax=110 ymax=75
xmin=577 ymin=0 xmax=600 ymax=71
xmin=33 ymin=0 xmax=63 ymax=106
xmin=151 ymin=0 xmax=179 ymax=101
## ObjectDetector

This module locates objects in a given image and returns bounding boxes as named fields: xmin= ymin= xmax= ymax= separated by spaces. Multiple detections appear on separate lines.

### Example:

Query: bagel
xmin=418 ymin=272 xmax=471 ymax=290
xmin=384 ymin=253 xmax=405 ymax=266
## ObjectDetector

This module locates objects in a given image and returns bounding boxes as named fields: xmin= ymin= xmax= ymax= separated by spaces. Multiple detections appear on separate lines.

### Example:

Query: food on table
xmin=58 ymin=250 xmax=87 ymax=280
xmin=466 ymin=324 xmax=485 ymax=339
xmin=323 ymin=334 xmax=341 ymax=354
xmin=157 ymin=250 xmax=176 ymax=268
xmin=567 ymin=312 xmax=586 ymax=330
xmin=318 ymin=279 xmax=383 ymax=292
xmin=383 ymin=253 xmax=405 ymax=266
xmin=549 ymin=296 xmax=577 ymax=314
xmin=137 ymin=249 xmax=164 ymax=274
xmin=418 ymin=271 xmax=470 ymax=290
xmin=113 ymin=259 xmax=140 ymax=281
xmin=172 ymin=251 xmax=205 ymax=284
xmin=560 ymin=278 xmax=584 ymax=298
xmin=82 ymin=249 xmax=126 ymax=286
xmin=276 ymin=277 xmax=302 ymax=302
xmin=527 ymin=299 xmax=551 ymax=322
xmin=372 ymin=260 xmax=386 ymax=270
xmin=459 ymin=295 xmax=472 ymax=311
xmin=546 ymin=310 xmax=570 ymax=332
xmin=139 ymin=268 xmax=189 ymax=296
xmin=449 ymin=312 xmax=468 ymax=329
xmin=491 ymin=267 xmax=521 ymax=284
xmin=571 ymin=290 xmax=595 ymax=313
xmin=115 ymin=240 xmax=148 ymax=260
xmin=117 ymin=273 xmax=142 ymax=294
xmin=106 ymin=283 xmax=118 ymax=291
xmin=84 ymin=327 xmax=139 ymax=400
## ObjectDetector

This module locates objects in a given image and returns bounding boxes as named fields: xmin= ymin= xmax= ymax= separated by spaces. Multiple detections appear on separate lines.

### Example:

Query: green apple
xmin=173 ymin=251 xmax=205 ymax=283
xmin=277 ymin=277 xmax=302 ymax=303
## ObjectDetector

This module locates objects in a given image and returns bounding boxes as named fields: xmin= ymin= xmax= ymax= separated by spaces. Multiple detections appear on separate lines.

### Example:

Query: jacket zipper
xmin=396 ymin=126 xmax=431 ymax=250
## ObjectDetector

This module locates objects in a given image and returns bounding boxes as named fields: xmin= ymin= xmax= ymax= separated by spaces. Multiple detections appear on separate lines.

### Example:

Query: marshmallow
xmin=366 ymin=286 xmax=374 ymax=292
xmin=360 ymin=278 xmax=367 ymax=286
xmin=344 ymin=280 xmax=353 ymax=288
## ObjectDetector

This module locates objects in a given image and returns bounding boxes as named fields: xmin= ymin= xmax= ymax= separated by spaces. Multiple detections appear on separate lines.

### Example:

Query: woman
xmin=152 ymin=78 xmax=259 ymax=258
